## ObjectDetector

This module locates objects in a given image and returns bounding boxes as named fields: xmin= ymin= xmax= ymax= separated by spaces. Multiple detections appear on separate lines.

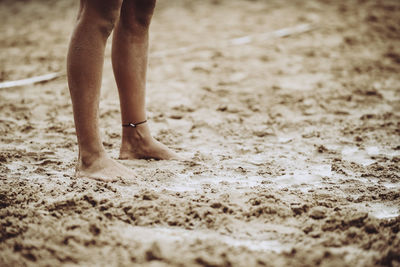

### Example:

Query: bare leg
xmin=67 ymin=0 xmax=136 ymax=181
xmin=112 ymin=0 xmax=180 ymax=160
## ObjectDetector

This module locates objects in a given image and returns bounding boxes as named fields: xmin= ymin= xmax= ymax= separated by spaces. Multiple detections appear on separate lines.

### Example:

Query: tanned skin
xmin=67 ymin=0 xmax=180 ymax=182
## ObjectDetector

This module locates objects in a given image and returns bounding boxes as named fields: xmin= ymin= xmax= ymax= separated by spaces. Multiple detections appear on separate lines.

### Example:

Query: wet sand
xmin=1 ymin=0 xmax=399 ymax=266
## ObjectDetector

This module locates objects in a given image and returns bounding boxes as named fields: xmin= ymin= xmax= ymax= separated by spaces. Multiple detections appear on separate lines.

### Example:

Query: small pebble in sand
xmin=309 ymin=207 xmax=326 ymax=220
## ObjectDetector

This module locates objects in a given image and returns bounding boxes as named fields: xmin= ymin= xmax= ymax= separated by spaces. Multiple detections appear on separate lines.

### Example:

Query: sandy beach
xmin=1 ymin=0 xmax=399 ymax=266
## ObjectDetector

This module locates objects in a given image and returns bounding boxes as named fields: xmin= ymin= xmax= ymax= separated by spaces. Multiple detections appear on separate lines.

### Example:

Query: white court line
xmin=0 ymin=72 xmax=62 ymax=89
xmin=0 ymin=24 xmax=313 ymax=89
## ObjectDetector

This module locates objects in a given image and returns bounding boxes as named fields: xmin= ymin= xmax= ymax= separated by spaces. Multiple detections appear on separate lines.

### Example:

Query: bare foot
xmin=76 ymin=152 xmax=136 ymax=182
xmin=119 ymin=123 xmax=182 ymax=160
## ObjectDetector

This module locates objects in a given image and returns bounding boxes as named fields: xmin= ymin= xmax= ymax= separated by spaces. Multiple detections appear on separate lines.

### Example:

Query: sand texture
xmin=1 ymin=0 xmax=400 ymax=266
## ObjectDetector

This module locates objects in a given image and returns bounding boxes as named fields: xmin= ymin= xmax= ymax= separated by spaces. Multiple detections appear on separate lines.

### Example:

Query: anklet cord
xmin=122 ymin=120 xmax=147 ymax=128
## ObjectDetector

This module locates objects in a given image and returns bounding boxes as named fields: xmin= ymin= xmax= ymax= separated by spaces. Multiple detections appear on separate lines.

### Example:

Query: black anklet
xmin=122 ymin=120 xmax=147 ymax=128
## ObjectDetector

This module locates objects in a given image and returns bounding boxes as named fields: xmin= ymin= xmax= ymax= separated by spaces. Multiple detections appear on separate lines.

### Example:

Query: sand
xmin=1 ymin=0 xmax=399 ymax=266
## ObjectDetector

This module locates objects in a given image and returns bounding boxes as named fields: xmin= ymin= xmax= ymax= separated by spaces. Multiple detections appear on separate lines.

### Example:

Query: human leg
xmin=67 ymin=0 xmax=136 ymax=181
xmin=112 ymin=0 xmax=180 ymax=160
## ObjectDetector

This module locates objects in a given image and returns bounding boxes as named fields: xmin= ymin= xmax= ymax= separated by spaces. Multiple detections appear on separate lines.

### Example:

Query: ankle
xmin=122 ymin=123 xmax=152 ymax=144
xmin=78 ymin=149 xmax=107 ymax=168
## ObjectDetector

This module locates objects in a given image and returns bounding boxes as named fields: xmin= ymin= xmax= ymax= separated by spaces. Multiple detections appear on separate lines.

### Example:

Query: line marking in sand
xmin=0 ymin=24 xmax=313 ymax=89
xmin=151 ymin=23 xmax=313 ymax=58
xmin=0 ymin=72 xmax=63 ymax=89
